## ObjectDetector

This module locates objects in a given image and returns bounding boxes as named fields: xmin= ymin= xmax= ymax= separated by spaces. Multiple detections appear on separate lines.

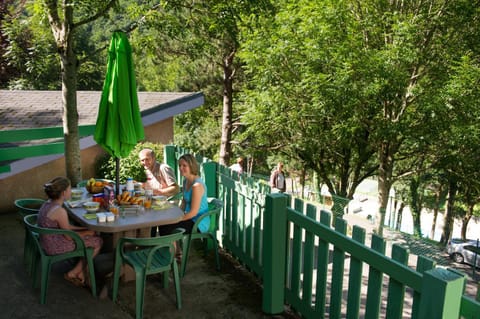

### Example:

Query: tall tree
xmin=132 ymin=0 xmax=274 ymax=166
xmin=41 ymin=0 xmax=117 ymax=184
xmin=240 ymin=0 xmax=379 ymax=202
xmin=240 ymin=0 xmax=480 ymax=235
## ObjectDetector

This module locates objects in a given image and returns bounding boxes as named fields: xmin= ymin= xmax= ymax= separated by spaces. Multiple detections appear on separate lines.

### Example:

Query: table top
xmin=67 ymin=203 xmax=184 ymax=233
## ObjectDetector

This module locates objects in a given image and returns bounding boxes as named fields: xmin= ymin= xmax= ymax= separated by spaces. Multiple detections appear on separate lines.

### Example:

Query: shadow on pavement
xmin=1 ymin=213 xmax=297 ymax=319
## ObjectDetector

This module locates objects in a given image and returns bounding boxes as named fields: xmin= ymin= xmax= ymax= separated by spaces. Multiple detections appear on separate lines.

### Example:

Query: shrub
xmin=96 ymin=142 xmax=165 ymax=184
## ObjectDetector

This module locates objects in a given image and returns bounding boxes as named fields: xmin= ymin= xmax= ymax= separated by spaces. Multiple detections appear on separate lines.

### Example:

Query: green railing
xmin=164 ymin=145 xmax=480 ymax=318
xmin=0 ymin=125 xmax=96 ymax=173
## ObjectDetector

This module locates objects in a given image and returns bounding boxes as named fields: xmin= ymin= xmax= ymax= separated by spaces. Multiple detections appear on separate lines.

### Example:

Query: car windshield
xmin=464 ymin=245 xmax=480 ymax=253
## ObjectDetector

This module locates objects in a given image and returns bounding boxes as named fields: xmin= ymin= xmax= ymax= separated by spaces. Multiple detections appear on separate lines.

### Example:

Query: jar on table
xmin=92 ymin=193 xmax=103 ymax=204
xmin=126 ymin=177 xmax=134 ymax=195
xmin=144 ymin=177 xmax=153 ymax=209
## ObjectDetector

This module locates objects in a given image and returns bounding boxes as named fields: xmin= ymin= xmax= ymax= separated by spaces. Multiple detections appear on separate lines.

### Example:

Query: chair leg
xmin=181 ymin=235 xmax=192 ymax=278
xmin=162 ymin=271 xmax=169 ymax=289
xmin=85 ymin=250 xmax=97 ymax=297
xmin=210 ymin=235 xmax=220 ymax=271
xmin=172 ymin=262 xmax=182 ymax=309
xmin=39 ymin=259 xmax=51 ymax=305
xmin=31 ymin=250 xmax=40 ymax=288
xmin=23 ymin=227 xmax=31 ymax=274
xmin=112 ymin=260 xmax=123 ymax=302
xmin=135 ymin=271 xmax=147 ymax=319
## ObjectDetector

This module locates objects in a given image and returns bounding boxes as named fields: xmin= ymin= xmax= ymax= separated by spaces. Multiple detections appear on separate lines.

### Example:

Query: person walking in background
xmin=229 ymin=157 xmax=244 ymax=174
xmin=38 ymin=176 xmax=103 ymax=288
xmin=139 ymin=148 xmax=180 ymax=197
xmin=270 ymin=162 xmax=286 ymax=193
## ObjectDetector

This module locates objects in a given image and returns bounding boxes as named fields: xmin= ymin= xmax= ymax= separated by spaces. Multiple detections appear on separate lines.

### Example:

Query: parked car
xmin=447 ymin=238 xmax=480 ymax=268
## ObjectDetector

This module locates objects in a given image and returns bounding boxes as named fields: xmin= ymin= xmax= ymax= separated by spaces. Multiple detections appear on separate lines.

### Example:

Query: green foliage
xmin=1 ymin=2 xmax=61 ymax=89
xmin=96 ymin=142 xmax=165 ymax=184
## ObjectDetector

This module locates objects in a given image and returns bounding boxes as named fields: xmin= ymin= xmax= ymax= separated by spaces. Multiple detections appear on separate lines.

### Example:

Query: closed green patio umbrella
xmin=94 ymin=31 xmax=144 ymax=195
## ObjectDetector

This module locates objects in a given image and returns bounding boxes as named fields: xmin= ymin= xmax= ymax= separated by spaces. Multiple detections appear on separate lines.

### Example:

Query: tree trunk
xmin=219 ymin=51 xmax=235 ymax=167
xmin=61 ymin=48 xmax=82 ymax=186
xmin=396 ymin=201 xmax=405 ymax=231
xmin=430 ymin=190 xmax=441 ymax=240
xmin=440 ymin=179 xmax=457 ymax=245
xmin=461 ymin=204 xmax=473 ymax=240
xmin=301 ymin=167 xmax=306 ymax=199
xmin=376 ymin=142 xmax=394 ymax=236
xmin=46 ymin=2 xmax=82 ymax=186
xmin=391 ymin=198 xmax=398 ymax=229
xmin=409 ymin=178 xmax=423 ymax=237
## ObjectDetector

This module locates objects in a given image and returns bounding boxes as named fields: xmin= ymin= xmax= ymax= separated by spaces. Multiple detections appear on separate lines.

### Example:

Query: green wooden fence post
xmin=262 ymin=193 xmax=287 ymax=314
xmin=164 ymin=145 xmax=178 ymax=179
xmin=418 ymin=268 xmax=465 ymax=319
xmin=202 ymin=161 xmax=218 ymax=199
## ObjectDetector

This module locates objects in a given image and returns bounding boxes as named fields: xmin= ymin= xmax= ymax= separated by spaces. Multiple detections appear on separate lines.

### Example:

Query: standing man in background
xmin=270 ymin=162 xmax=286 ymax=193
xmin=229 ymin=157 xmax=244 ymax=174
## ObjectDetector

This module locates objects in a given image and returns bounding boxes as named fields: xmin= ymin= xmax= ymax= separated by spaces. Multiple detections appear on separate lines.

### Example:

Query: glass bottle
xmin=144 ymin=177 xmax=153 ymax=209
xmin=126 ymin=177 xmax=134 ymax=196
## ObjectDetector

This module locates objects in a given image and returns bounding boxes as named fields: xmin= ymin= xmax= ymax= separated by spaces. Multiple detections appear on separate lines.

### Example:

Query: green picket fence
xmin=164 ymin=146 xmax=480 ymax=319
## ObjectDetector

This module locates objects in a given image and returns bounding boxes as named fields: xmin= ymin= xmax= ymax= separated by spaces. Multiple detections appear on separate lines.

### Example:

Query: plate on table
xmin=119 ymin=204 xmax=141 ymax=210
xmin=152 ymin=202 xmax=171 ymax=210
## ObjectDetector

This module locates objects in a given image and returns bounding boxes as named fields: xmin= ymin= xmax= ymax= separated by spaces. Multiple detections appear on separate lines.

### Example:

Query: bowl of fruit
xmin=86 ymin=178 xmax=114 ymax=194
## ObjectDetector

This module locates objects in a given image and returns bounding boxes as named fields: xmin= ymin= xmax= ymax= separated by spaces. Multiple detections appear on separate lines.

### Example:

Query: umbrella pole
xmin=115 ymin=157 xmax=120 ymax=196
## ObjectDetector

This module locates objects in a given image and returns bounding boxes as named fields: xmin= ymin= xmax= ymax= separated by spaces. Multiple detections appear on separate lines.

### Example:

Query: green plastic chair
xmin=15 ymin=198 xmax=45 ymax=217
xmin=23 ymin=214 xmax=97 ymax=304
xmin=167 ymin=189 xmax=183 ymax=206
xmin=181 ymin=198 xmax=223 ymax=277
xmin=112 ymin=228 xmax=185 ymax=319
xmin=15 ymin=198 xmax=46 ymax=278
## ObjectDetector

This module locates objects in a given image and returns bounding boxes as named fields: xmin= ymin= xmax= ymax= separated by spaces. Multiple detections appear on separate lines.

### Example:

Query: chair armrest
xmin=191 ymin=208 xmax=221 ymax=233
xmin=167 ymin=191 xmax=183 ymax=201
xmin=30 ymin=223 xmax=87 ymax=251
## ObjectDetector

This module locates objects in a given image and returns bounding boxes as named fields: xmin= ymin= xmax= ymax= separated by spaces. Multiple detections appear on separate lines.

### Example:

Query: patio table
xmin=67 ymin=203 xmax=183 ymax=252
xmin=66 ymin=197 xmax=183 ymax=281
xmin=67 ymin=204 xmax=183 ymax=234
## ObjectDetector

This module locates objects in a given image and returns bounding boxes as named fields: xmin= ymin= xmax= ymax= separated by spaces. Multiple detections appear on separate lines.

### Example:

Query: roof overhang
xmin=0 ymin=90 xmax=204 ymax=179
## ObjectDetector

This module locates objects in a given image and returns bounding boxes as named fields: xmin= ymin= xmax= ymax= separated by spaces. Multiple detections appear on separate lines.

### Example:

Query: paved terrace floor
xmin=2 ymin=210 xmax=477 ymax=319
xmin=1 ymin=213 xmax=298 ymax=319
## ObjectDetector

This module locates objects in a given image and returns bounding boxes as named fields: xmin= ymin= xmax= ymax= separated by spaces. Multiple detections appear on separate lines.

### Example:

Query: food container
xmin=83 ymin=201 xmax=100 ymax=213
xmin=103 ymin=185 xmax=115 ymax=210
xmin=96 ymin=213 xmax=106 ymax=223
xmin=152 ymin=195 xmax=167 ymax=205
xmin=105 ymin=212 xmax=115 ymax=222
xmin=71 ymin=188 xmax=84 ymax=201
xmin=134 ymin=190 xmax=145 ymax=197
xmin=86 ymin=179 xmax=114 ymax=194
xmin=92 ymin=193 xmax=104 ymax=204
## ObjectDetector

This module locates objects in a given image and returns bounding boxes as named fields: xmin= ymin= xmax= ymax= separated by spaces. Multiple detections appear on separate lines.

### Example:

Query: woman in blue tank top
xmin=158 ymin=153 xmax=209 ymax=235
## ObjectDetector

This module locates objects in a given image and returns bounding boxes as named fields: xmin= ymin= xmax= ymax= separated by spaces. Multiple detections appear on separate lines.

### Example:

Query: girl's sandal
xmin=64 ymin=273 xmax=85 ymax=287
